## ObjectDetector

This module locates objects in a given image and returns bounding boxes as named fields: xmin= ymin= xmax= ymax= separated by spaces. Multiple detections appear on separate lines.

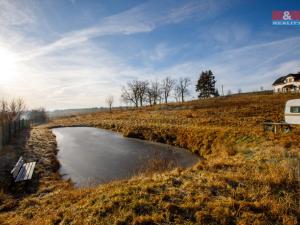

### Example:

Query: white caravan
xmin=285 ymin=99 xmax=300 ymax=124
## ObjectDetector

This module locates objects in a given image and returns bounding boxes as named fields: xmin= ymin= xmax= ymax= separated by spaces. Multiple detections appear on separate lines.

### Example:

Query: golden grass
xmin=0 ymin=92 xmax=299 ymax=224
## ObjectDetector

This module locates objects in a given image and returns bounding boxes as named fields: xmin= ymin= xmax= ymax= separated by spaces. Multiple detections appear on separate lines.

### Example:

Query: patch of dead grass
xmin=0 ymin=93 xmax=300 ymax=224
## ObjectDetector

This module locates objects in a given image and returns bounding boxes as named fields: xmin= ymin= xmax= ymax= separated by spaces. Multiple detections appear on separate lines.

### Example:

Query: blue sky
xmin=0 ymin=0 xmax=300 ymax=110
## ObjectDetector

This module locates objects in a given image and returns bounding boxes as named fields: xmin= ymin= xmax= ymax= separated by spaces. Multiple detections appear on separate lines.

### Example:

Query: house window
xmin=290 ymin=106 xmax=300 ymax=113
xmin=286 ymin=77 xmax=294 ymax=83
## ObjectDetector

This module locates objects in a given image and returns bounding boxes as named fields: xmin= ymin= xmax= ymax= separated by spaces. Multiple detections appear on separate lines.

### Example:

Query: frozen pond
xmin=52 ymin=127 xmax=199 ymax=186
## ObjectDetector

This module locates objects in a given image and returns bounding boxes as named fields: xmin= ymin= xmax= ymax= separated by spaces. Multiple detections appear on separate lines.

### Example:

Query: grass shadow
xmin=0 ymin=128 xmax=39 ymax=198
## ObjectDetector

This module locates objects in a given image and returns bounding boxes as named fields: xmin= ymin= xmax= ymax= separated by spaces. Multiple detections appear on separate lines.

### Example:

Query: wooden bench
xmin=10 ymin=157 xmax=36 ymax=182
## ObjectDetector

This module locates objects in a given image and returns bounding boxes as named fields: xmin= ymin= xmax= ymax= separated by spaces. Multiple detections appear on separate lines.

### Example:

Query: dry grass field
xmin=0 ymin=92 xmax=299 ymax=225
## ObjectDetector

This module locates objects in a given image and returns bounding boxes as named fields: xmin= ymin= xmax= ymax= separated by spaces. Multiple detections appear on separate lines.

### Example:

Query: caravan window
xmin=290 ymin=106 xmax=300 ymax=113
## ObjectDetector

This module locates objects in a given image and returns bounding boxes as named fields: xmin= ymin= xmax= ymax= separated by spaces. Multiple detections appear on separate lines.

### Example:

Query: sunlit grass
xmin=0 ymin=92 xmax=299 ymax=224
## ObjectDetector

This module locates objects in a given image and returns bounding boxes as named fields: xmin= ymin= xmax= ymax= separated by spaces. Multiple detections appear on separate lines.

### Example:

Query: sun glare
xmin=0 ymin=47 xmax=19 ymax=84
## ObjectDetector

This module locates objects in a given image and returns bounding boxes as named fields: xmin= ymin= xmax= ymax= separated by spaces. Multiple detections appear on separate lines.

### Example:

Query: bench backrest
xmin=11 ymin=157 xmax=25 ymax=179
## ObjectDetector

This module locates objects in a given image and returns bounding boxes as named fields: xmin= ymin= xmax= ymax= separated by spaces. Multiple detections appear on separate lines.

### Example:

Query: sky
xmin=0 ymin=0 xmax=300 ymax=110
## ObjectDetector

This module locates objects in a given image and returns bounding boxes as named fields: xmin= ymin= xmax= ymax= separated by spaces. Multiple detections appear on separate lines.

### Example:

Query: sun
xmin=0 ymin=47 xmax=19 ymax=84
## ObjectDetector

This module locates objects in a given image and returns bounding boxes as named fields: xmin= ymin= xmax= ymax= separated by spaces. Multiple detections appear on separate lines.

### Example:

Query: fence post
xmin=5 ymin=122 xmax=9 ymax=145
xmin=0 ymin=126 xmax=2 ymax=151
xmin=8 ymin=122 xmax=11 ymax=143
xmin=3 ymin=122 xmax=7 ymax=145
xmin=0 ymin=119 xmax=30 ymax=148
xmin=14 ymin=120 xmax=17 ymax=135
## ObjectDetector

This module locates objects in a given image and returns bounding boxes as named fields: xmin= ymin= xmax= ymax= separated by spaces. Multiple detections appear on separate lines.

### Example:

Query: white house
xmin=273 ymin=72 xmax=300 ymax=93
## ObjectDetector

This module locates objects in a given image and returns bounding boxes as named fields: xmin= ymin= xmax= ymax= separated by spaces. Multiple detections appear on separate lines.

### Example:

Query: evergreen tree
xmin=195 ymin=70 xmax=217 ymax=98
xmin=214 ymin=89 xmax=220 ymax=97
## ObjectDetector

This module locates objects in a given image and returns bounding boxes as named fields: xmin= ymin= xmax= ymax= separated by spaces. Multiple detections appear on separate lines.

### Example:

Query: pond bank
xmin=1 ymin=123 xmax=299 ymax=224
xmin=0 ymin=126 xmax=71 ymax=212
xmin=53 ymin=127 xmax=199 ymax=186
xmin=1 ymin=93 xmax=300 ymax=224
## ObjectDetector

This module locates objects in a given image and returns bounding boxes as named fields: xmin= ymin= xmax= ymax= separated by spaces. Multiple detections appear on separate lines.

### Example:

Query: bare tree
xmin=121 ymin=80 xmax=149 ymax=107
xmin=175 ymin=77 xmax=191 ymax=102
xmin=174 ymin=88 xmax=181 ymax=102
xmin=161 ymin=77 xmax=175 ymax=104
xmin=227 ymin=89 xmax=232 ymax=95
xmin=0 ymin=99 xmax=8 ymax=122
xmin=8 ymin=99 xmax=17 ymax=121
xmin=121 ymin=86 xmax=135 ymax=107
xmin=146 ymin=80 xmax=161 ymax=106
xmin=152 ymin=80 xmax=162 ymax=105
xmin=121 ymin=81 xmax=140 ymax=108
xmin=105 ymin=95 xmax=114 ymax=112
xmin=28 ymin=108 xmax=48 ymax=124
xmin=16 ymin=98 xmax=26 ymax=118
xmin=146 ymin=87 xmax=153 ymax=106
xmin=238 ymin=88 xmax=242 ymax=94
xmin=9 ymin=98 xmax=26 ymax=121
xmin=137 ymin=80 xmax=149 ymax=107
xmin=0 ymin=98 xmax=26 ymax=122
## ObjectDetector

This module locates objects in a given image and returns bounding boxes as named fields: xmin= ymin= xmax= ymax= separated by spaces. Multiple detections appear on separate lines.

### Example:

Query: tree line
xmin=0 ymin=98 xmax=48 ymax=124
xmin=119 ymin=70 xmax=218 ymax=108
xmin=120 ymin=77 xmax=192 ymax=107
xmin=0 ymin=98 xmax=26 ymax=123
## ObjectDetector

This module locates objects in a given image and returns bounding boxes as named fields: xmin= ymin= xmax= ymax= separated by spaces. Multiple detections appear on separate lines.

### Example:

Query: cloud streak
xmin=155 ymin=36 xmax=300 ymax=94
xmin=21 ymin=0 xmax=228 ymax=60
xmin=0 ymin=0 xmax=299 ymax=109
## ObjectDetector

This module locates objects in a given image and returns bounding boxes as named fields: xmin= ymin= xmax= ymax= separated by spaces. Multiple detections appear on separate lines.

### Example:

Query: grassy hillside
xmin=50 ymin=92 xmax=296 ymax=156
xmin=0 ymin=92 xmax=299 ymax=225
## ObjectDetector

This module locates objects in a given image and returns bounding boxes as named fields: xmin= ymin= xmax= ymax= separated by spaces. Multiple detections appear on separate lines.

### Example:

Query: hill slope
xmin=0 ymin=93 xmax=299 ymax=225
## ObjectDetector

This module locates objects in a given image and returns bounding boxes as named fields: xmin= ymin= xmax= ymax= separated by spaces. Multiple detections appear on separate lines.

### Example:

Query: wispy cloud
xmin=0 ymin=0 xmax=299 ymax=109
xmin=0 ymin=0 xmax=232 ymax=109
xmin=0 ymin=0 xmax=35 ymax=27
xmin=154 ymin=36 xmax=300 ymax=94
xmin=20 ymin=0 xmax=228 ymax=60
xmin=147 ymin=43 xmax=174 ymax=61
xmin=165 ymin=0 xmax=228 ymax=23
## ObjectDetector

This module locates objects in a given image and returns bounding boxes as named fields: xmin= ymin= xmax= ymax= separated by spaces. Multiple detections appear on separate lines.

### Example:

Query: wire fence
xmin=0 ymin=119 xmax=30 ymax=150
